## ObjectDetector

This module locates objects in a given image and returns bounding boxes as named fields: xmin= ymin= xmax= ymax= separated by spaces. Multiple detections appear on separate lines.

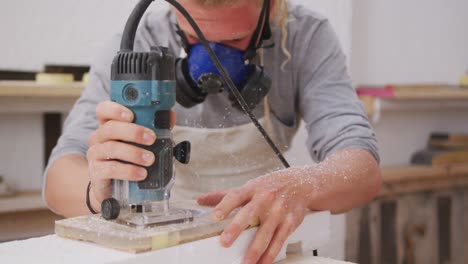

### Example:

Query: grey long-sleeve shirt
xmin=44 ymin=2 xmax=379 ymax=195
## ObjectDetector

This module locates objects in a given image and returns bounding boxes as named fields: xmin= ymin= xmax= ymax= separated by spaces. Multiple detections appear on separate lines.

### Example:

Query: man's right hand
xmin=86 ymin=101 xmax=157 ymax=212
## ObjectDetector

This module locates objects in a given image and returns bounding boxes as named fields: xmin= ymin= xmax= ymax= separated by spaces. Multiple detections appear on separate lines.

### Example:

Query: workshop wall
xmin=0 ymin=0 xmax=139 ymax=71
xmin=350 ymin=0 xmax=468 ymax=166
xmin=351 ymin=0 xmax=468 ymax=85
xmin=0 ymin=0 xmax=351 ymax=71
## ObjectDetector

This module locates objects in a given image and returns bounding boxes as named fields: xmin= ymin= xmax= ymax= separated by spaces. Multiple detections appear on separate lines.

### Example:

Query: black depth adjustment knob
xmin=101 ymin=198 xmax=120 ymax=220
xmin=174 ymin=141 xmax=191 ymax=164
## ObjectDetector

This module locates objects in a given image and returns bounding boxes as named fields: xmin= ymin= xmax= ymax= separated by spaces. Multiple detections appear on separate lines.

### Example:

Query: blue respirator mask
xmin=175 ymin=0 xmax=272 ymax=110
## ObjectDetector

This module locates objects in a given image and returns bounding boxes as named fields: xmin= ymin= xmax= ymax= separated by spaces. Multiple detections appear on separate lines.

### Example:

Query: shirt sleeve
xmin=41 ymin=34 xmax=118 ymax=203
xmin=296 ymin=20 xmax=380 ymax=163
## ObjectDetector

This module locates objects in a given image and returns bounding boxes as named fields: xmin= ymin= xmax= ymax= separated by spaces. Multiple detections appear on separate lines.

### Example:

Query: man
xmin=44 ymin=0 xmax=381 ymax=263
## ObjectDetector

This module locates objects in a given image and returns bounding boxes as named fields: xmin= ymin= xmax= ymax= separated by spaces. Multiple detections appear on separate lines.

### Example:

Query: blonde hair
xmin=195 ymin=0 xmax=291 ymax=69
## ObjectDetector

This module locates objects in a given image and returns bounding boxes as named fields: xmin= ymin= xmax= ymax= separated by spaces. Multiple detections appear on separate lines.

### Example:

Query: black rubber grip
xmin=154 ymin=110 xmax=171 ymax=129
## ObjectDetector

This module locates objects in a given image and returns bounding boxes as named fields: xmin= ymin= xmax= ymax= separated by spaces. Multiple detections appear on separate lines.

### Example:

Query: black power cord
xmin=120 ymin=0 xmax=318 ymax=257
xmin=166 ymin=0 xmax=291 ymax=169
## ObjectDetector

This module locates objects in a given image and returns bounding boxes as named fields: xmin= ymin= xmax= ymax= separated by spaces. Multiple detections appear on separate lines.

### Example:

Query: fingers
xmin=242 ymin=217 xmax=279 ymax=264
xmin=197 ymin=189 xmax=230 ymax=206
xmin=212 ymin=187 xmax=254 ymax=221
xmin=87 ymin=141 xmax=155 ymax=167
xmin=91 ymin=179 xmax=112 ymax=205
xmin=258 ymin=214 xmax=298 ymax=264
xmin=220 ymin=196 xmax=266 ymax=247
xmin=96 ymin=101 xmax=177 ymax=128
xmin=96 ymin=101 xmax=134 ymax=125
xmin=170 ymin=110 xmax=176 ymax=129
xmin=93 ymin=120 xmax=157 ymax=146
xmin=89 ymin=160 xmax=147 ymax=183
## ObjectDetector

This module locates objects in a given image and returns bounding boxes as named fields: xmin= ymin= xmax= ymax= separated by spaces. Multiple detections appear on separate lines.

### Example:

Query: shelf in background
xmin=379 ymin=164 xmax=468 ymax=198
xmin=0 ymin=81 xmax=85 ymax=98
xmin=0 ymin=191 xmax=47 ymax=214
xmin=357 ymin=85 xmax=468 ymax=121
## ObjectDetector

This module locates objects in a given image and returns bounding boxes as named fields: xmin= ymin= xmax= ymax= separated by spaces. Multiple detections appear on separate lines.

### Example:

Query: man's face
xmin=175 ymin=0 xmax=262 ymax=51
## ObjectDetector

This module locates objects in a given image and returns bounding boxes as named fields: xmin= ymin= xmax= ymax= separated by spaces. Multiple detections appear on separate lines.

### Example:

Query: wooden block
xmin=1 ymin=210 xmax=331 ymax=263
xmin=55 ymin=201 xmax=229 ymax=253
xmin=56 ymin=200 xmax=330 ymax=255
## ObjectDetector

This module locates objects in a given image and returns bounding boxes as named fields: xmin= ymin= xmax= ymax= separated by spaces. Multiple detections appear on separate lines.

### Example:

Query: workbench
xmin=0 ymin=235 xmax=349 ymax=263
xmin=0 ymin=211 xmax=353 ymax=264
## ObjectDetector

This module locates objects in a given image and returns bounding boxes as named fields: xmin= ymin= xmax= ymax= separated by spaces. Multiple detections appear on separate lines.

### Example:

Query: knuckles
xmin=95 ymin=102 xmax=107 ymax=118
xmin=95 ymin=101 xmax=115 ymax=119
xmin=88 ymin=131 xmax=98 ymax=146
xmin=101 ymin=120 xmax=117 ymax=136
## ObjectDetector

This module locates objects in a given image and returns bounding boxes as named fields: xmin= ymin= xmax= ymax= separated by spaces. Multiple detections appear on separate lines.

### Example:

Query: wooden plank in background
xmin=415 ymin=193 xmax=438 ymax=264
xmin=369 ymin=202 xmax=381 ymax=264
xmin=464 ymin=191 xmax=468 ymax=263
xmin=380 ymin=201 xmax=397 ymax=264
xmin=438 ymin=196 xmax=452 ymax=264
xmin=451 ymin=190 xmax=466 ymax=264
xmin=345 ymin=208 xmax=362 ymax=262
xmin=346 ymin=189 xmax=468 ymax=264
xmin=44 ymin=65 xmax=89 ymax=81
xmin=357 ymin=85 xmax=468 ymax=100
xmin=357 ymin=206 xmax=371 ymax=264
xmin=392 ymin=85 xmax=468 ymax=100
xmin=0 ymin=81 xmax=84 ymax=98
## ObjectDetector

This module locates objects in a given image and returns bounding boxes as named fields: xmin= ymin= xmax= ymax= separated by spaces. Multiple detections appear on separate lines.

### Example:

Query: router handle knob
xmin=101 ymin=198 xmax=120 ymax=220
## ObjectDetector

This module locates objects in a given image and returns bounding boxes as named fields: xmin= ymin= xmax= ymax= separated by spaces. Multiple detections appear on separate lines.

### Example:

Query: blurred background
xmin=0 ymin=0 xmax=467 ymax=263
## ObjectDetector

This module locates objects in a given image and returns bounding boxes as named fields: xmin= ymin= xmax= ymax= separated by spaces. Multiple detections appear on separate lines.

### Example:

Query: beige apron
xmin=171 ymin=99 xmax=289 ymax=200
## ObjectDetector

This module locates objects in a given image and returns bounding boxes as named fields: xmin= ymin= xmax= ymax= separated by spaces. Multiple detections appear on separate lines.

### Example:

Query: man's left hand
xmin=197 ymin=169 xmax=312 ymax=264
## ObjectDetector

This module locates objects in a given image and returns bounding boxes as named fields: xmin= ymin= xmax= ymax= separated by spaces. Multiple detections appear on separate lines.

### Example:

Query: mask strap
xmin=175 ymin=23 xmax=191 ymax=53
xmin=257 ymin=47 xmax=273 ymax=137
